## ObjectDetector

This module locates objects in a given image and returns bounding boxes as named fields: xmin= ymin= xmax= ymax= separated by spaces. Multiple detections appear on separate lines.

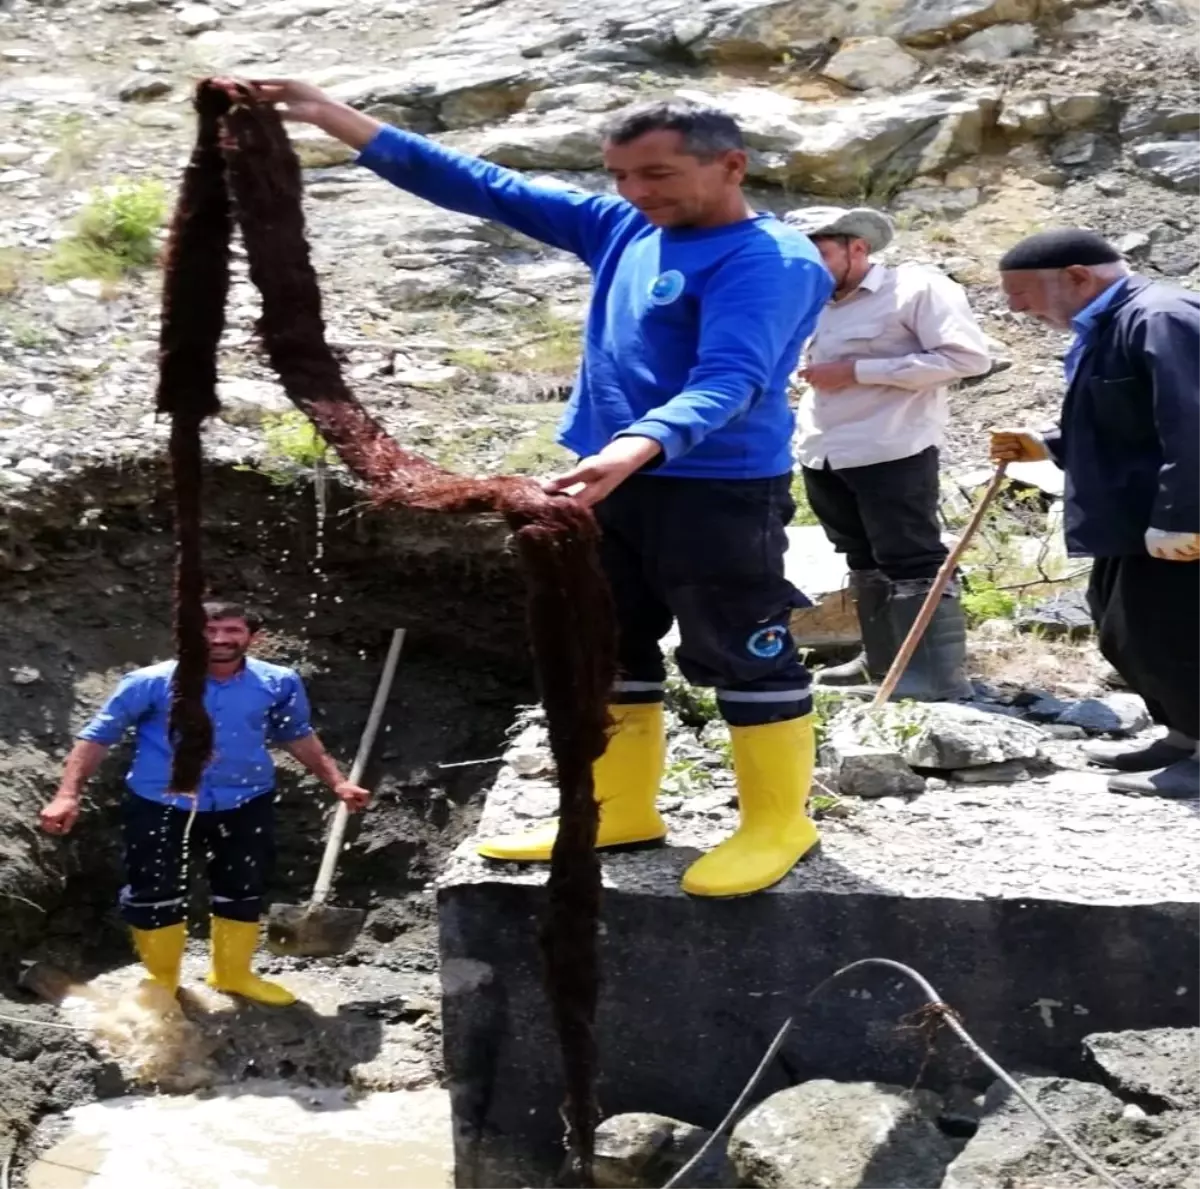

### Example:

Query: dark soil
xmin=0 ymin=455 xmax=534 ymax=1161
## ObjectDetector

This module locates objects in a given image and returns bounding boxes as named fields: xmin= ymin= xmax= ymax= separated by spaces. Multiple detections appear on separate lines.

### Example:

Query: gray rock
xmin=941 ymin=1076 xmax=1124 ymax=1189
xmin=1084 ymin=1027 xmax=1200 ymax=1111
xmin=177 ymin=4 xmax=222 ymax=35
xmin=1120 ymin=103 xmax=1200 ymax=141
xmin=1133 ymin=140 xmax=1200 ymax=191
xmin=730 ymin=1080 xmax=955 ymax=1189
xmin=897 ymin=0 xmax=1041 ymax=45
xmin=1048 ymin=92 xmax=1111 ymax=131
xmin=1114 ymin=231 xmax=1153 ymax=257
xmin=1052 ymin=131 xmax=1098 ymax=166
xmin=830 ymin=703 xmax=1046 ymax=771
xmin=1016 ymin=589 xmax=1094 ymax=640
xmin=957 ymin=23 xmax=1037 ymax=62
xmin=240 ymin=0 xmax=339 ymax=29
xmin=1023 ymin=695 xmax=1075 ymax=723
xmin=948 ymin=759 xmax=1030 ymax=784
xmin=117 ymin=75 xmax=172 ymax=103
xmin=526 ymin=83 xmax=631 ymax=115
xmin=1057 ymin=694 xmax=1151 ymax=737
xmin=469 ymin=119 xmax=605 ymax=170
xmin=827 ymin=746 xmax=926 ymax=798
xmin=819 ymin=37 xmax=923 ymax=91
xmin=216 ymin=378 xmax=291 ymax=427
xmin=679 ymin=85 xmax=992 ymax=196
xmin=593 ymin=1112 xmax=733 ymax=1189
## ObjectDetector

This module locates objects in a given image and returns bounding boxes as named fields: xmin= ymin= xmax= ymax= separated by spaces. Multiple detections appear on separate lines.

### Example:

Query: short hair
xmin=603 ymin=100 xmax=744 ymax=158
xmin=202 ymin=600 xmax=262 ymax=632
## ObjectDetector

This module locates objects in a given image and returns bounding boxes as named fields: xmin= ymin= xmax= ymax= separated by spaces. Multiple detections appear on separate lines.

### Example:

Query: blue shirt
xmin=1064 ymin=278 xmax=1128 ymax=386
xmin=78 ymin=658 xmax=314 ymax=811
xmin=357 ymin=127 xmax=833 ymax=479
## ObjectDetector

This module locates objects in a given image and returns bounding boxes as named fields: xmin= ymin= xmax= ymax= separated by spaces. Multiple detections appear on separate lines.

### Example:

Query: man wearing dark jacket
xmin=991 ymin=229 xmax=1198 ymax=799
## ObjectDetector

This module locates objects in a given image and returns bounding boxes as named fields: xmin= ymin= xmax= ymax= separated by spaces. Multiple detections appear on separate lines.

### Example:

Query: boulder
xmin=941 ymin=1076 xmax=1125 ymax=1189
xmin=1056 ymin=694 xmax=1150 ymax=737
xmin=895 ymin=0 xmax=1043 ymax=47
xmin=216 ymin=379 xmax=291 ymax=427
xmin=1083 ymin=1027 xmax=1200 ymax=1111
xmin=1133 ymin=140 xmax=1200 ymax=191
xmin=677 ymin=85 xmax=993 ymax=196
xmin=825 ymin=746 xmax=927 ymax=798
xmin=593 ymin=1111 xmax=733 ymax=1189
xmin=729 ymin=1080 xmax=955 ymax=1189
xmin=1119 ymin=102 xmax=1200 ymax=140
xmin=469 ymin=119 xmax=605 ymax=170
xmin=956 ymin=22 xmax=1037 ymax=60
xmin=176 ymin=4 xmax=222 ymax=35
xmin=829 ymin=702 xmax=1047 ymax=771
xmin=1016 ymin=589 xmax=1093 ymax=639
xmin=820 ymin=37 xmax=923 ymax=91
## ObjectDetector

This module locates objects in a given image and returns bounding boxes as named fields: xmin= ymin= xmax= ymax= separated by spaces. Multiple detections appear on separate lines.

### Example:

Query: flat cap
xmin=999 ymin=229 xmax=1123 ymax=271
xmin=783 ymin=206 xmax=894 ymax=253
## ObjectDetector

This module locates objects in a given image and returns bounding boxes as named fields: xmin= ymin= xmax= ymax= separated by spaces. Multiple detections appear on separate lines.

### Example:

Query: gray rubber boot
xmin=1108 ymin=756 xmax=1199 ymax=799
xmin=886 ymin=579 xmax=974 ymax=702
xmin=816 ymin=570 xmax=895 ymax=686
xmin=1083 ymin=731 xmax=1196 ymax=772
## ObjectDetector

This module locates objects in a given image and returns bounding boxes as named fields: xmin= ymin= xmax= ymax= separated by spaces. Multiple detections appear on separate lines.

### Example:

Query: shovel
xmin=266 ymin=628 xmax=406 ymax=958
xmin=871 ymin=462 xmax=1008 ymax=708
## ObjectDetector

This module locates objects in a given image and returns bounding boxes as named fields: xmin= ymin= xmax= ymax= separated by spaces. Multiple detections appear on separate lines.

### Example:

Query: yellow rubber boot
xmin=206 ymin=917 xmax=296 ymax=1007
xmin=681 ymin=714 xmax=820 ymax=898
xmin=130 ymin=923 xmax=187 ymax=994
xmin=477 ymin=702 xmax=668 ymax=862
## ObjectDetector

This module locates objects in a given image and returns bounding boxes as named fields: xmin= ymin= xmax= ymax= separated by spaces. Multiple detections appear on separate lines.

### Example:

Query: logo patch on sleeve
xmin=746 ymin=625 xmax=790 ymax=659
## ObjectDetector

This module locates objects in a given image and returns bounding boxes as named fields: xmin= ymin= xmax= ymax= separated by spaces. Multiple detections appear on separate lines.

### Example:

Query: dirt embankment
xmin=0 ymin=458 xmax=536 ymax=1162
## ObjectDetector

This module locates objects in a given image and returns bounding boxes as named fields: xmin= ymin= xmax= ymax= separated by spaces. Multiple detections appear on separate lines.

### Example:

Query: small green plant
xmin=50 ymin=114 xmax=97 ymax=181
xmin=927 ymin=223 xmax=957 ymax=244
xmin=48 ymin=178 xmax=166 ymax=282
xmin=264 ymin=410 xmax=328 ymax=467
xmin=812 ymin=688 xmax=848 ymax=750
xmin=509 ymin=306 xmax=582 ymax=374
xmin=446 ymin=346 xmax=502 ymax=373
xmin=961 ymin=578 xmax=1017 ymax=626
xmin=789 ymin=472 xmax=820 ymax=526
xmin=6 ymin=317 xmax=52 ymax=349
xmin=0 ymin=248 xmax=25 ymax=297
xmin=661 ymin=757 xmax=714 ymax=797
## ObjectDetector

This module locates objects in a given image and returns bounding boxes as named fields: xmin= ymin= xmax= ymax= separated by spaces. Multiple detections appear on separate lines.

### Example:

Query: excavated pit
xmin=0 ymin=456 xmax=534 ymax=1170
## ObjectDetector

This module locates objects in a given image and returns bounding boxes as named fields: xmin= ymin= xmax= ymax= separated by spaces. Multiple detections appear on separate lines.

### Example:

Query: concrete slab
xmin=438 ymin=752 xmax=1200 ymax=1187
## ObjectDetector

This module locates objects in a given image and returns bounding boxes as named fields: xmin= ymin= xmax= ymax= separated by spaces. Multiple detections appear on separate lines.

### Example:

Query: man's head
xmin=602 ymin=100 xmax=747 ymax=229
xmin=203 ymin=600 xmax=262 ymax=667
xmin=782 ymin=207 xmax=894 ymax=295
xmin=999 ymin=230 xmax=1129 ymax=330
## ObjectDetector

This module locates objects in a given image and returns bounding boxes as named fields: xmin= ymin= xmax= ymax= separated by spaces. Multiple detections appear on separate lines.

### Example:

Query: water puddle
xmin=28 ymin=1083 xmax=453 ymax=1189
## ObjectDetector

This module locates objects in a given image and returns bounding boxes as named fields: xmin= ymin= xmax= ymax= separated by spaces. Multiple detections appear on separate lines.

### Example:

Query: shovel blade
xmin=265 ymin=902 xmax=366 ymax=958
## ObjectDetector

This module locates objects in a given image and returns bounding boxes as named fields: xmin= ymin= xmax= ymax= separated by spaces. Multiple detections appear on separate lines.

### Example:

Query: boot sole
xmin=1085 ymin=748 xmax=1193 ymax=773
xmin=478 ymin=834 xmax=668 ymax=863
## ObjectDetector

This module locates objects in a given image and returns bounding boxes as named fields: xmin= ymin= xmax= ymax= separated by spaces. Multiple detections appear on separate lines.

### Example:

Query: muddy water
xmin=28 ymin=1084 xmax=453 ymax=1189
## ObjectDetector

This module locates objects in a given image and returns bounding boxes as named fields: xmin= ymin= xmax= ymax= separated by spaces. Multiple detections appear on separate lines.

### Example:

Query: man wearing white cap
xmin=784 ymin=206 xmax=991 ymax=700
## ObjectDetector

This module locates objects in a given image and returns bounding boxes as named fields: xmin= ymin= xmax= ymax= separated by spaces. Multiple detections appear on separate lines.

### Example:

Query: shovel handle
xmin=870 ymin=463 xmax=1008 ymax=709
xmin=311 ymin=628 xmax=406 ymax=907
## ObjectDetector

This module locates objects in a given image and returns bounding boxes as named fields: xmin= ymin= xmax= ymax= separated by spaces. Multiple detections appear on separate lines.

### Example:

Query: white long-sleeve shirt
xmin=795 ymin=262 xmax=991 ymax=469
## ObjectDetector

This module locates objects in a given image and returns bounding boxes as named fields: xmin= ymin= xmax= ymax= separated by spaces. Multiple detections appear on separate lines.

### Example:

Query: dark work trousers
xmin=594 ymin=474 xmax=812 ymax=727
xmin=1088 ymin=555 xmax=1199 ymax=739
xmin=802 ymin=447 xmax=947 ymax=581
xmin=119 ymin=791 xmax=276 ymax=930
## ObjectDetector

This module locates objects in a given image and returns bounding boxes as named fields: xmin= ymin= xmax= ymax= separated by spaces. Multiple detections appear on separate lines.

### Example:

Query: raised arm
xmin=255 ymin=80 xmax=632 ymax=265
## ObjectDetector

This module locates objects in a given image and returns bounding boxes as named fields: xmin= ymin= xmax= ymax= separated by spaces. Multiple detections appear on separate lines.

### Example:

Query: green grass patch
xmin=48 ymin=178 xmax=166 ymax=282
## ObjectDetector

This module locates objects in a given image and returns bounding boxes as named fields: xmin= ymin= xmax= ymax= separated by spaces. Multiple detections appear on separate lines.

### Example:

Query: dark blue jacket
xmin=1045 ymin=276 xmax=1199 ymax=557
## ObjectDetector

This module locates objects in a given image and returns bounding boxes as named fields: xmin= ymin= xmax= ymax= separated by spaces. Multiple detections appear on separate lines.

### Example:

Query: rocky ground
xmin=1 ymin=0 xmax=1198 ymax=1183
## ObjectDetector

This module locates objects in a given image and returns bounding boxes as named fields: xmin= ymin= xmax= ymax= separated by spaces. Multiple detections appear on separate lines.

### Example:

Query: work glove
xmin=989 ymin=428 xmax=1049 ymax=463
xmin=1145 ymin=528 xmax=1200 ymax=562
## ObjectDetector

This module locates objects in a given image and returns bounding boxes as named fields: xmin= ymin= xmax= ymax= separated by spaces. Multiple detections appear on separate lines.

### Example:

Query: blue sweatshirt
xmin=78 ymin=658 xmax=314 ymax=811
xmin=357 ymin=126 xmax=832 ymax=479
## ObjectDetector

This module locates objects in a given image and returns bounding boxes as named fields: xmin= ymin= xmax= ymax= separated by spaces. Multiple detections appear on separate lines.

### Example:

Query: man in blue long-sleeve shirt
xmin=259 ymin=80 xmax=833 ymax=896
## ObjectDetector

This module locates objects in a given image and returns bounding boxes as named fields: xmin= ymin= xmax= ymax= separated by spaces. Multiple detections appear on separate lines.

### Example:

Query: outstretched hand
xmin=250 ymin=79 xmax=331 ymax=124
xmin=542 ymin=436 xmax=662 ymax=508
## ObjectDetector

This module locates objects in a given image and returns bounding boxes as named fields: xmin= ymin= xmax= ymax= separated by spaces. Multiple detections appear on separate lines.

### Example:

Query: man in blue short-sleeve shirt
xmin=39 ymin=601 xmax=370 ymax=1005
xmin=257 ymin=81 xmax=834 ymax=897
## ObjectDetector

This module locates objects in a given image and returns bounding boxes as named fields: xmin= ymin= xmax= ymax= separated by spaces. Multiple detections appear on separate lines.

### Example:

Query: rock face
xmin=1133 ymin=140 xmax=1200 ymax=191
xmin=820 ymin=37 xmax=924 ymax=90
xmin=729 ymin=1080 xmax=956 ymax=1189
xmin=684 ymin=85 xmax=993 ymax=196
xmin=827 ymin=746 xmax=927 ymax=798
